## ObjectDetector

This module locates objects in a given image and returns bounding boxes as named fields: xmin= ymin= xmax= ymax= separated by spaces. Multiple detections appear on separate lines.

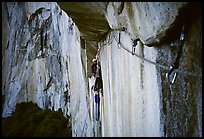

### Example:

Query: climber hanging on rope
xmin=92 ymin=58 xmax=97 ymax=77
xmin=92 ymin=61 xmax=103 ymax=121
xmin=94 ymin=63 xmax=103 ymax=94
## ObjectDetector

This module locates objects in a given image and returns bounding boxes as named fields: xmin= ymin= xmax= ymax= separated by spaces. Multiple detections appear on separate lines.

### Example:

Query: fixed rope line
xmin=111 ymin=31 xmax=202 ymax=78
xmin=81 ymin=109 xmax=89 ymax=137
xmin=81 ymin=90 xmax=93 ymax=137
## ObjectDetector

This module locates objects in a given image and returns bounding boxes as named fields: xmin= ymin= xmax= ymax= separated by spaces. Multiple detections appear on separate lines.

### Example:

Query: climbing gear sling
xmin=109 ymin=27 xmax=201 ymax=79
xmin=132 ymin=38 xmax=140 ymax=55
xmin=118 ymin=32 xmax=121 ymax=49
xmin=166 ymin=25 xmax=185 ymax=84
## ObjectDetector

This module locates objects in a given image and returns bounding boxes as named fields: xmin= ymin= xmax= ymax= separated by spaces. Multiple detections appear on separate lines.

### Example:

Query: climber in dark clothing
xmin=94 ymin=76 xmax=103 ymax=92
xmin=92 ymin=62 xmax=103 ymax=121
xmin=94 ymin=63 xmax=103 ymax=94
xmin=91 ymin=58 xmax=97 ymax=77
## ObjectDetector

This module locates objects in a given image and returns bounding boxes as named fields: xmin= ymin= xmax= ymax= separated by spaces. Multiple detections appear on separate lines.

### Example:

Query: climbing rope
xmin=81 ymin=77 xmax=102 ymax=137
xmin=110 ymin=30 xmax=202 ymax=78
xmin=81 ymin=85 xmax=93 ymax=137
xmin=81 ymin=109 xmax=89 ymax=137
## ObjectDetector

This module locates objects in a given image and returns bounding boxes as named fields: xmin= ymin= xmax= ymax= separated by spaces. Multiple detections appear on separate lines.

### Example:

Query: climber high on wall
xmin=92 ymin=58 xmax=97 ymax=77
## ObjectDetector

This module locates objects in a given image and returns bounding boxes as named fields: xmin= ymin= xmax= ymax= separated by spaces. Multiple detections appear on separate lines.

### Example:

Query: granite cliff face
xmin=2 ymin=2 xmax=202 ymax=137
xmin=97 ymin=2 xmax=202 ymax=137
xmin=2 ymin=2 xmax=92 ymax=137
xmin=105 ymin=2 xmax=188 ymax=45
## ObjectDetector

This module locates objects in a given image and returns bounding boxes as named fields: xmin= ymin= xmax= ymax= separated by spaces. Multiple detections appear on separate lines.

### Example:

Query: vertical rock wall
xmin=105 ymin=2 xmax=187 ymax=45
xmin=99 ymin=31 xmax=161 ymax=137
xmin=98 ymin=2 xmax=202 ymax=137
xmin=2 ymin=2 xmax=92 ymax=137
xmin=156 ymin=10 xmax=202 ymax=137
xmin=2 ymin=2 xmax=202 ymax=137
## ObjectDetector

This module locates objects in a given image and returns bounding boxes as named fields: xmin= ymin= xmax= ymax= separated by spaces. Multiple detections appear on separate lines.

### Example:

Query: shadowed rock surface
xmin=58 ymin=2 xmax=110 ymax=42
xmin=2 ymin=102 xmax=71 ymax=137
xmin=2 ymin=2 xmax=202 ymax=137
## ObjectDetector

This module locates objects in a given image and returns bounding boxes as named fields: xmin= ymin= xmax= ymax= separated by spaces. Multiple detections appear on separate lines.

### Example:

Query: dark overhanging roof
xmin=58 ymin=2 xmax=110 ymax=42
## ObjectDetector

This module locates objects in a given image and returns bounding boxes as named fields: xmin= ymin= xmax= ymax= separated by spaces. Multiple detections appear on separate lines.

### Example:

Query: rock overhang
xmin=58 ymin=2 xmax=110 ymax=42
xmin=58 ymin=2 xmax=198 ymax=47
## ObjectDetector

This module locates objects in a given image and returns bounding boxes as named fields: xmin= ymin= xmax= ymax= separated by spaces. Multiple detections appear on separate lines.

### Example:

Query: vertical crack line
xmin=140 ymin=43 xmax=144 ymax=89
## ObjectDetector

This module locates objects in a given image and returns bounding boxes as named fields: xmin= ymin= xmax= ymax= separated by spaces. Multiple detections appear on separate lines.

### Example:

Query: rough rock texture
xmin=156 ymin=6 xmax=202 ymax=136
xmin=2 ymin=2 xmax=92 ymax=137
xmin=57 ymin=2 xmax=104 ymax=78
xmin=105 ymin=2 xmax=188 ymax=46
xmin=57 ymin=2 xmax=110 ymax=42
xmin=2 ymin=2 xmax=202 ymax=137
xmin=97 ymin=2 xmax=202 ymax=137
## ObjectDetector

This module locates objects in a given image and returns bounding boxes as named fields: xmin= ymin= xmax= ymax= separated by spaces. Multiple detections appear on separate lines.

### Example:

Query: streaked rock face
xmin=99 ymin=32 xmax=161 ymax=136
xmin=97 ymin=2 xmax=202 ymax=137
xmin=2 ymin=2 xmax=92 ymax=137
xmin=2 ymin=2 xmax=202 ymax=137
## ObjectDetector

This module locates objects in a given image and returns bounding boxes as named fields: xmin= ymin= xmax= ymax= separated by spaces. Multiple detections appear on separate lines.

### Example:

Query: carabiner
xmin=132 ymin=38 xmax=139 ymax=55
xmin=166 ymin=66 xmax=177 ymax=84
xmin=132 ymin=46 xmax=136 ymax=55
xmin=166 ymin=71 xmax=177 ymax=85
